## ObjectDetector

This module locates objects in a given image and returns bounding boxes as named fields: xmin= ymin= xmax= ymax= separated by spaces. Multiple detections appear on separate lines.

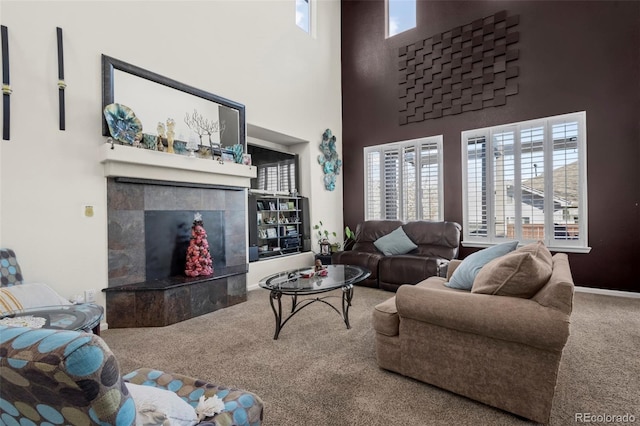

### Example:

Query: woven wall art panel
xmin=399 ymin=10 xmax=520 ymax=125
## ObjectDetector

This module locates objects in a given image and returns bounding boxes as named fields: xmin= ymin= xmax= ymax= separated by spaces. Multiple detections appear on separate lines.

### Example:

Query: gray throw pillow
xmin=445 ymin=240 xmax=519 ymax=290
xmin=373 ymin=226 xmax=418 ymax=256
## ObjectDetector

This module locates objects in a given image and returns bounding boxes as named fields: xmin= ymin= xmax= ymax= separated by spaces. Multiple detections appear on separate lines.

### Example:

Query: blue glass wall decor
xmin=318 ymin=129 xmax=342 ymax=191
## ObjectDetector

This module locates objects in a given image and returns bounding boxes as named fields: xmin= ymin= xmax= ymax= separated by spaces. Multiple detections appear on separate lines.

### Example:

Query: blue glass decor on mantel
xmin=231 ymin=143 xmax=244 ymax=163
xmin=318 ymin=128 xmax=342 ymax=191
xmin=103 ymin=103 xmax=143 ymax=145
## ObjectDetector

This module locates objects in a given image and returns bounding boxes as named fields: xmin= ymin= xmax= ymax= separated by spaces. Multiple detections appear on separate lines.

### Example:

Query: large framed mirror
xmin=101 ymin=54 xmax=245 ymax=154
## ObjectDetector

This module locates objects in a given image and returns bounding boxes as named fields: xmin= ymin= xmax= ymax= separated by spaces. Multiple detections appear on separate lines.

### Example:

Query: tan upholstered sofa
xmin=372 ymin=250 xmax=574 ymax=424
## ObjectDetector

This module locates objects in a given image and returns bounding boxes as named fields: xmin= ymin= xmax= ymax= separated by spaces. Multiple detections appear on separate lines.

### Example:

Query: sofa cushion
xmin=402 ymin=221 xmax=462 ymax=258
xmin=379 ymin=255 xmax=448 ymax=292
xmin=373 ymin=226 xmax=418 ymax=255
xmin=517 ymin=239 xmax=553 ymax=266
xmin=126 ymin=383 xmax=198 ymax=426
xmin=417 ymin=275 xmax=467 ymax=292
xmin=331 ymin=250 xmax=383 ymax=288
xmin=471 ymin=241 xmax=552 ymax=298
xmin=445 ymin=241 xmax=519 ymax=290
xmin=0 ymin=248 xmax=23 ymax=286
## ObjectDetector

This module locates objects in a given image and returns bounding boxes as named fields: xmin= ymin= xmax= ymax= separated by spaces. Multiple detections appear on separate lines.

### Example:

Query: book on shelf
xmin=285 ymin=225 xmax=297 ymax=236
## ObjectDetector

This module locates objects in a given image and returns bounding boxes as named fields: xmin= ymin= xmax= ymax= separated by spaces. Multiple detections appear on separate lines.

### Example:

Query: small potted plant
xmin=343 ymin=225 xmax=356 ymax=250
xmin=314 ymin=221 xmax=337 ymax=254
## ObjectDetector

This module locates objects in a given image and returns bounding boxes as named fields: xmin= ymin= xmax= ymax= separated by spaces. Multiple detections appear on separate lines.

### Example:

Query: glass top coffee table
xmin=259 ymin=264 xmax=370 ymax=339
xmin=0 ymin=304 xmax=104 ymax=335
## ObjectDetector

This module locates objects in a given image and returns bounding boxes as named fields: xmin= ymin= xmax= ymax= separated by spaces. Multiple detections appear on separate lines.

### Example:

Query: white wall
xmin=0 ymin=1 xmax=343 ymax=307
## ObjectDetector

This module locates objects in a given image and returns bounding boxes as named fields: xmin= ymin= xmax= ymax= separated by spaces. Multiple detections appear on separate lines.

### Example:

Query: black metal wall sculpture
xmin=398 ymin=10 xmax=520 ymax=124
xmin=57 ymin=27 xmax=66 ymax=131
xmin=1 ymin=25 xmax=10 ymax=140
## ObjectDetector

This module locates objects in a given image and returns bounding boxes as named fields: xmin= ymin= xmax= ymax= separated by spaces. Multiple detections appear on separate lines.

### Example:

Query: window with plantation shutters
xmin=461 ymin=111 xmax=590 ymax=252
xmin=365 ymin=150 xmax=382 ymax=219
xmin=257 ymin=165 xmax=278 ymax=193
xmin=383 ymin=148 xmax=400 ymax=219
xmin=364 ymin=136 xmax=443 ymax=221
xmin=256 ymin=160 xmax=296 ymax=193
xmin=465 ymin=135 xmax=488 ymax=237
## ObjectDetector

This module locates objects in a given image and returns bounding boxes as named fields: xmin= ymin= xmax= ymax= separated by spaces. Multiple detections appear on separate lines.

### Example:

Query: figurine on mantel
xmin=185 ymin=212 xmax=213 ymax=277
xmin=166 ymin=118 xmax=176 ymax=154
xmin=156 ymin=122 xmax=166 ymax=152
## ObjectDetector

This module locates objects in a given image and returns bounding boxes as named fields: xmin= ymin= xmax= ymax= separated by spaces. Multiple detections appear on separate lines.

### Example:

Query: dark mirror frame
xmin=101 ymin=54 xmax=246 ymax=149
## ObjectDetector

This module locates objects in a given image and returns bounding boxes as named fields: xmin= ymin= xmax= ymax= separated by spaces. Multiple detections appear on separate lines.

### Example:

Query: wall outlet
xmin=71 ymin=294 xmax=85 ymax=304
xmin=84 ymin=289 xmax=97 ymax=303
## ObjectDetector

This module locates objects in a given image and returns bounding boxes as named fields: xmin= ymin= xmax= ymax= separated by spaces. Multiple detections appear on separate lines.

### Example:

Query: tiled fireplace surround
xmin=104 ymin=177 xmax=248 ymax=328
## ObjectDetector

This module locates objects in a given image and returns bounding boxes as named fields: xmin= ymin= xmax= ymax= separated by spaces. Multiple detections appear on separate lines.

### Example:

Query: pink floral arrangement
xmin=185 ymin=213 xmax=213 ymax=277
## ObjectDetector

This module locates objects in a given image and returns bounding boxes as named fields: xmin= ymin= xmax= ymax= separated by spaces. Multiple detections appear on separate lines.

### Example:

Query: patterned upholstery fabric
xmin=0 ymin=326 xmax=264 ymax=426
xmin=0 ymin=248 xmax=23 ymax=286
xmin=0 ymin=325 xmax=135 ymax=425
xmin=124 ymin=368 xmax=264 ymax=426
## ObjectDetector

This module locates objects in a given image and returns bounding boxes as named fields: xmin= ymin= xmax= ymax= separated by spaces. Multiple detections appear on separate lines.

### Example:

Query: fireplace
xmin=103 ymin=177 xmax=249 ymax=327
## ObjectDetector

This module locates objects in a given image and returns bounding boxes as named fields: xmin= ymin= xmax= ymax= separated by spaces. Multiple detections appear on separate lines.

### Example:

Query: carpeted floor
xmin=101 ymin=287 xmax=640 ymax=425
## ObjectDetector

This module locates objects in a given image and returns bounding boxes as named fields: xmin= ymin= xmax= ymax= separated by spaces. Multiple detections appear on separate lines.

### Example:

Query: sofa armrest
xmin=124 ymin=368 xmax=264 ymax=425
xmin=445 ymin=259 xmax=462 ymax=281
xmin=396 ymin=285 xmax=570 ymax=351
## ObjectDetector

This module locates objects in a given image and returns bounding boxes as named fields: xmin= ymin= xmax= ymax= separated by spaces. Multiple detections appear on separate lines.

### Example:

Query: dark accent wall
xmin=399 ymin=10 xmax=520 ymax=123
xmin=341 ymin=0 xmax=640 ymax=292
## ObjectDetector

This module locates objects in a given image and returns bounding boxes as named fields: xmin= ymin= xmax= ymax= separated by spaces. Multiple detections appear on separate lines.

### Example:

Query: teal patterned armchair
xmin=0 ymin=326 xmax=264 ymax=425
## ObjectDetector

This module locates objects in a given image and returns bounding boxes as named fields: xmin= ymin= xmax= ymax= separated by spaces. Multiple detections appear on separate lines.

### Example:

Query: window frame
xmin=256 ymin=159 xmax=296 ymax=193
xmin=364 ymin=136 xmax=444 ymax=222
xmin=385 ymin=0 xmax=417 ymax=38
xmin=295 ymin=0 xmax=311 ymax=34
xmin=461 ymin=111 xmax=590 ymax=253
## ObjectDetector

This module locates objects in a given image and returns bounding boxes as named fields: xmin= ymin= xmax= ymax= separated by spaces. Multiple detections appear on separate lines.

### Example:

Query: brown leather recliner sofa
xmin=372 ymin=248 xmax=575 ymax=424
xmin=332 ymin=220 xmax=462 ymax=292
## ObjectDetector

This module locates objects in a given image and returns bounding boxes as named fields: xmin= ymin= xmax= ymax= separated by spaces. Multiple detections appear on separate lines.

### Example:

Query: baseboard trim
xmin=575 ymin=286 xmax=640 ymax=299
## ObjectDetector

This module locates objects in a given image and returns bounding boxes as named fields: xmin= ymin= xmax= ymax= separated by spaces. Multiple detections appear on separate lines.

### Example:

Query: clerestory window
xmin=296 ymin=0 xmax=311 ymax=33
xmin=386 ymin=0 xmax=416 ymax=38
xmin=461 ymin=111 xmax=590 ymax=252
xmin=364 ymin=136 xmax=443 ymax=221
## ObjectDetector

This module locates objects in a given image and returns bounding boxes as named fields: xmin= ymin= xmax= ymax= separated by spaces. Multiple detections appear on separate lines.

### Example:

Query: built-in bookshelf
xmin=249 ymin=194 xmax=307 ymax=260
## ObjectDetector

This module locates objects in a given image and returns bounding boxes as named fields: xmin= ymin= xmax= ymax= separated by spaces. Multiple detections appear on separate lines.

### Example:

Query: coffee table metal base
xmin=268 ymin=284 xmax=354 ymax=340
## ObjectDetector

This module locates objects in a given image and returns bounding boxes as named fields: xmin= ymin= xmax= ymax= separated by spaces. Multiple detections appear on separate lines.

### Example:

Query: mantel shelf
xmin=99 ymin=143 xmax=257 ymax=187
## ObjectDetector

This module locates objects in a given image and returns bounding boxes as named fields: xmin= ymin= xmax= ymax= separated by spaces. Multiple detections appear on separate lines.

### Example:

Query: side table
xmin=314 ymin=253 xmax=333 ymax=266
xmin=0 ymin=304 xmax=103 ymax=335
